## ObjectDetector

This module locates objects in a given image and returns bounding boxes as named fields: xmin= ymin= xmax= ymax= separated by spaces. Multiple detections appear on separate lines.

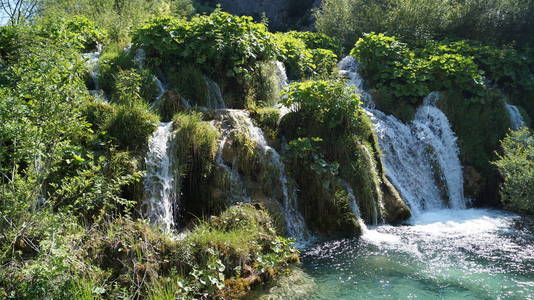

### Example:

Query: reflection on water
xmin=298 ymin=209 xmax=533 ymax=299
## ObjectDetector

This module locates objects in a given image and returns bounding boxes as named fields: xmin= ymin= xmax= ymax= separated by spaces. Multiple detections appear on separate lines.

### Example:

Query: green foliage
xmin=106 ymin=103 xmax=159 ymax=154
xmin=315 ymin=0 xmax=534 ymax=49
xmin=274 ymin=32 xmax=338 ymax=80
xmin=351 ymin=33 xmax=487 ymax=105
xmin=286 ymin=137 xmax=339 ymax=177
xmin=281 ymin=80 xmax=367 ymax=134
xmin=38 ymin=15 xmax=108 ymax=51
xmin=133 ymin=9 xmax=277 ymax=80
xmin=246 ymin=61 xmax=283 ymax=108
xmin=284 ymin=31 xmax=342 ymax=56
xmin=493 ymin=128 xmax=534 ymax=214
xmin=40 ymin=0 xmax=195 ymax=46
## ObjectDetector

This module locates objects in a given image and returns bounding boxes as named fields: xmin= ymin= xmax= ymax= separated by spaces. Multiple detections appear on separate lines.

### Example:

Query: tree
xmin=0 ymin=0 xmax=39 ymax=25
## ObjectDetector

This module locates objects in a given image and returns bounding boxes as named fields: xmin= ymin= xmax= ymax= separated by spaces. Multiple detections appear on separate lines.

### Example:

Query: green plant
xmin=493 ymin=128 xmax=534 ymax=214
xmin=105 ymin=103 xmax=159 ymax=154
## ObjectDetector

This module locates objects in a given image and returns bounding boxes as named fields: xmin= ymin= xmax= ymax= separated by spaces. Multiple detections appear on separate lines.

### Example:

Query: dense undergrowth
xmin=0 ymin=0 xmax=533 ymax=298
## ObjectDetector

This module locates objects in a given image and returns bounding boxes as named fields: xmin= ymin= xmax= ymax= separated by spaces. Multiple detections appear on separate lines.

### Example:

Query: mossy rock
xmin=381 ymin=176 xmax=411 ymax=224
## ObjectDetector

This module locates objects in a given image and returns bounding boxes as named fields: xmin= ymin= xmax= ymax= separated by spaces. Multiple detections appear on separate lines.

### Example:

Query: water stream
xmin=143 ymin=122 xmax=178 ymax=232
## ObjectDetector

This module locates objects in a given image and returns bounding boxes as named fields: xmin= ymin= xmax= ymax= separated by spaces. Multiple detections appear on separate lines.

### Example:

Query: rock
xmin=381 ymin=176 xmax=411 ymax=224
xmin=464 ymin=165 xmax=483 ymax=198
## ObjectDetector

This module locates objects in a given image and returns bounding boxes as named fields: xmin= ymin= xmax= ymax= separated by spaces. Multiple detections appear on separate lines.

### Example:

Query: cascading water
xmin=204 ymin=77 xmax=226 ymax=109
xmin=339 ymin=56 xmax=465 ymax=214
xmin=143 ymin=122 xmax=178 ymax=232
xmin=214 ymin=110 xmax=309 ymax=241
xmin=82 ymin=45 xmax=108 ymax=103
xmin=505 ymin=104 xmax=526 ymax=130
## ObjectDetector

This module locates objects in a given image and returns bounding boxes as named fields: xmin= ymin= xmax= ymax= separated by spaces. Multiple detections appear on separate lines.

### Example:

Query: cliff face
xmin=212 ymin=0 xmax=320 ymax=30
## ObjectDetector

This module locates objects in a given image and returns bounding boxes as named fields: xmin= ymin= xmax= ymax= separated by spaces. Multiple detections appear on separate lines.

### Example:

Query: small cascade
xmin=82 ymin=44 xmax=108 ymax=103
xmin=338 ymin=56 xmax=374 ymax=108
xmin=342 ymin=181 xmax=368 ymax=231
xmin=154 ymin=76 xmax=167 ymax=100
xmin=274 ymin=61 xmax=289 ymax=90
xmin=215 ymin=134 xmax=252 ymax=204
xmin=204 ymin=77 xmax=226 ymax=109
xmin=214 ymin=110 xmax=309 ymax=241
xmin=143 ymin=122 xmax=178 ymax=232
xmin=505 ymin=104 xmax=526 ymax=130
xmin=339 ymin=56 xmax=466 ymax=215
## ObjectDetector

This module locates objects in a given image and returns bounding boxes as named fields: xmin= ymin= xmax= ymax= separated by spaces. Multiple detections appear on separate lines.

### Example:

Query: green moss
xmin=438 ymin=89 xmax=510 ymax=205
xmin=173 ymin=112 xmax=220 ymax=219
xmin=106 ymin=103 xmax=159 ymax=155
xmin=249 ymin=106 xmax=281 ymax=145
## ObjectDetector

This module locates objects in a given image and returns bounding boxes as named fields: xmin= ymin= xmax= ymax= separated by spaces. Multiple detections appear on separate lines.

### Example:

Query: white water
xmin=215 ymin=110 xmax=309 ymax=241
xmin=339 ymin=56 xmax=465 ymax=215
xmin=82 ymin=45 xmax=108 ymax=103
xmin=143 ymin=122 xmax=178 ymax=232
xmin=505 ymin=104 xmax=526 ymax=130
xmin=204 ymin=77 xmax=226 ymax=109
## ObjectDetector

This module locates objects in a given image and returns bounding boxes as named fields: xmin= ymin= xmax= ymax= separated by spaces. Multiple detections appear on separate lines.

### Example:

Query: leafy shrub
xmin=38 ymin=15 xmax=107 ymax=51
xmin=284 ymin=31 xmax=342 ymax=55
xmin=133 ymin=9 xmax=277 ymax=81
xmin=281 ymin=80 xmax=367 ymax=134
xmin=351 ymin=33 xmax=489 ymax=105
xmin=274 ymin=33 xmax=338 ymax=80
xmin=40 ymin=0 xmax=194 ymax=46
xmin=351 ymin=33 xmax=430 ymax=103
xmin=493 ymin=128 xmax=534 ymax=214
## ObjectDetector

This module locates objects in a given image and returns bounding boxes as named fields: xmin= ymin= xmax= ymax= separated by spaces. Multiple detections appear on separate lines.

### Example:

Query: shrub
xmin=106 ymin=103 xmax=159 ymax=154
xmin=493 ymin=128 xmax=534 ymax=214
xmin=274 ymin=33 xmax=338 ymax=80
xmin=133 ymin=9 xmax=277 ymax=81
xmin=284 ymin=31 xmax=342 ymax=55
xmin=38 ymin=15 xmax=107 ymax=51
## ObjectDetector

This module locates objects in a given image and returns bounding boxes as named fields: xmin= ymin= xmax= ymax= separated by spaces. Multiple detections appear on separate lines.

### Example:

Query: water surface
xmin=301 ymin=209 xmax=534 ymax=299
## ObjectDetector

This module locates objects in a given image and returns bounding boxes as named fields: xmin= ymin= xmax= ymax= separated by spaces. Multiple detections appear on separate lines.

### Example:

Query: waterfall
xmin=204 ymin=77 xmax=226 ymax=109
xmin=82 ymin=45 xmax=108 ymax=103
xmin=143 ymin=122 xmax=178 ymax=232
xmin=342 ymin=181 xmax=368 ymax=231
xmin=215 ymin=110 xmax=309 ymax=241
xmin=340 ymin=56 xmax=466 ymax=214
xmin=154 ymin=76 xmax=166 ymax=100
xmin=505 ymin=104 xmax=525 ymax=130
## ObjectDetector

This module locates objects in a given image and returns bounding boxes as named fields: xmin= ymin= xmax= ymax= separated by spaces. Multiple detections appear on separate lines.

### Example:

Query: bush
xmin=133 ymin=9 xmax=277 ymax=81
xmin=274 ymin=33 xmax=338 ymax=80
xmin=40 ymin=0 xmax=194 ymax=46
xmin=284 ymin=31 xmax=342 ymax=55
xmin=351 ymin=33 xmax=488 ymax=105
xmin=106 ymin=103 xmax=159 ymax=154
xmin=493 ymin=128 xmax=534 ymax=214
xmin=38 ymin=15 xmax=107 ymax=51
